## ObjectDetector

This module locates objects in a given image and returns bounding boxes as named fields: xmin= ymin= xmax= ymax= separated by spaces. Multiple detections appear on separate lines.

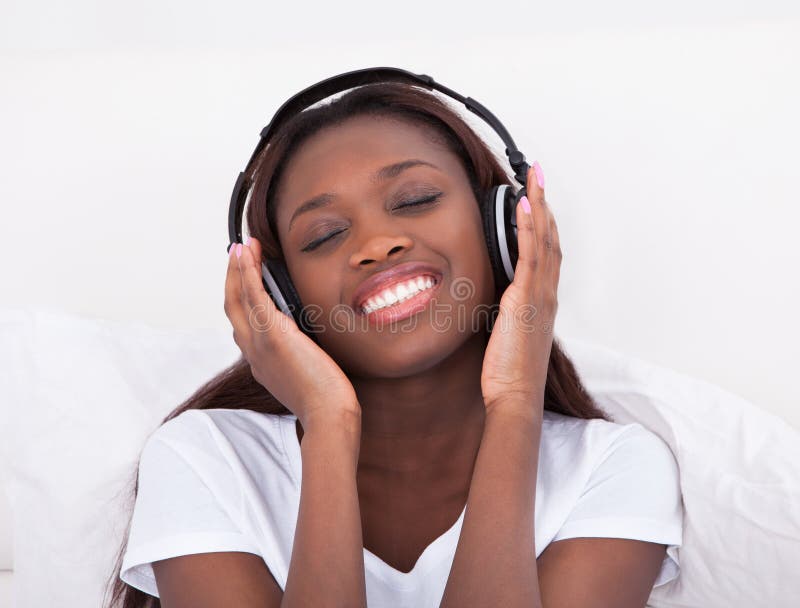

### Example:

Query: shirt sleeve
xmin=119 ymin=432 xmax=262 ymax=598
xmin=551 ymin=424 xmax=684 ymax=588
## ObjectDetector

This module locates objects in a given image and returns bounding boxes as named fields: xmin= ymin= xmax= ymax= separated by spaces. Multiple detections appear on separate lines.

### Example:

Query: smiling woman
xmin=104 ymin=73 xmax=682 ymax=608
xmin=263 ymin=112 xmax=503 ymax=372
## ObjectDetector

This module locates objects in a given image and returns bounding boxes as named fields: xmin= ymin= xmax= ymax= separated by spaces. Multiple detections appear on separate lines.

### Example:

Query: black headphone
xmin=227 ymin=67 xmax=530 ymax=342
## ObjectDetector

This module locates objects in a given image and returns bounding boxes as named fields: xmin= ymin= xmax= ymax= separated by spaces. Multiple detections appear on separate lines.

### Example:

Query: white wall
xmin=1 ymin=1 xmax=799 ymax=429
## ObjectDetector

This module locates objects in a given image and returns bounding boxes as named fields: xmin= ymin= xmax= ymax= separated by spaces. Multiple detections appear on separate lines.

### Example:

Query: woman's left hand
xmin=480 ymin=161 xmax=562 ymax=417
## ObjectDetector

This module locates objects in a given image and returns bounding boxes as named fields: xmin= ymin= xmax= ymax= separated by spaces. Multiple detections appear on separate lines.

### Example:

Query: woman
xmin=106 ymin=81 xmax=682 ymax=608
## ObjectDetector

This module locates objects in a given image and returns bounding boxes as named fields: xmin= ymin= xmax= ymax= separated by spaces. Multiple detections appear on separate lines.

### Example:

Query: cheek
xmin=284 ymin=260 xmax=337 ymax=311
xmin=432 ymin=200 xmax=482 ymax=246
xmin=437 ymin=206 xmax=492 ymax=277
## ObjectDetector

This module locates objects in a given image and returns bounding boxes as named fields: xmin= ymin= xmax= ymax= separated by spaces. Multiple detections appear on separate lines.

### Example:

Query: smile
xmin=360 ymin=275 xmax=441 ymax=323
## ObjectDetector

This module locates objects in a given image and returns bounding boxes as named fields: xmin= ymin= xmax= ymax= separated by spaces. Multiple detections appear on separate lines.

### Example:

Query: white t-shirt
xmin=119 ymin=407 xmax=683 ymax=606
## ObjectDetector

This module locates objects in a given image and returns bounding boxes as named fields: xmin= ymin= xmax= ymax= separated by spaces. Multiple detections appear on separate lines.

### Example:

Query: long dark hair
xmin=103 ymin=80 xmax=612 ymax=608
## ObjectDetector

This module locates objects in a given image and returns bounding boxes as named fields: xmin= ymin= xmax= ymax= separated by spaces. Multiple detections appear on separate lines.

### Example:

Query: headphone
xmin=227 ymin=67 xmax=531 ymax=342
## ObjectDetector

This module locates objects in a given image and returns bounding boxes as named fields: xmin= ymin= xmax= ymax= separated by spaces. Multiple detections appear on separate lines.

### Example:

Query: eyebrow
xmin=287 ymin=158 xmax=441 ymax=232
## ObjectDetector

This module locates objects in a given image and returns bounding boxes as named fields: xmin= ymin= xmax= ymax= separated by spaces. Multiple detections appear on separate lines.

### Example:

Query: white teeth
xmin=382 ymin=289 xmax=398 ymax=305
xmin=395 ymin=283 xmax=409 ymax=299
xmin=362 ymin=274 xmax=438 ymax=314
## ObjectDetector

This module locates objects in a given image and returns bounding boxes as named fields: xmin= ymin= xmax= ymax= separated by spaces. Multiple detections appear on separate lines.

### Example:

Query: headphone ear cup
xmin=505 ymin=187 xmax=521 ymax=272
xmin=481 ymin=186 xmax=507 ymax=293
xmin=481 ymin=184 xmax=520 ymax=293
xmin=261 ymin=258 xmax=318 ymax=343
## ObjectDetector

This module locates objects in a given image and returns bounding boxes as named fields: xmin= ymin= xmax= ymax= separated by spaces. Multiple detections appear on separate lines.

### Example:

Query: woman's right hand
xmin=224 ymin=236 xmax=361 ymax=431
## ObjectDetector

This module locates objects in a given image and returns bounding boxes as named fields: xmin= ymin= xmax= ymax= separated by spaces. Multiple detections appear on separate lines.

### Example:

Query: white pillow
xmin=0 ymin=308 xmax=240 ymax=608
xmin=1 ymin=308 xmax=798 ymax=607
xmin=558 ymin=335 xmax=800 ymax=608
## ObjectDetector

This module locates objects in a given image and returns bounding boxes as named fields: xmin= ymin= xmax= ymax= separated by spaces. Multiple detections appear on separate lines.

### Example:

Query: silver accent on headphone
xmin=495 ymin=185 xmax=515 ymax=281
xmin=262 ymin=261 xmax=293 ymax=318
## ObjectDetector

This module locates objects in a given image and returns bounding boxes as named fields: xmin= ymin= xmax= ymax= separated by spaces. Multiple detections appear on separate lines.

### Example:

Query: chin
xmin=340 ymin=323 xmax=474 ymax=378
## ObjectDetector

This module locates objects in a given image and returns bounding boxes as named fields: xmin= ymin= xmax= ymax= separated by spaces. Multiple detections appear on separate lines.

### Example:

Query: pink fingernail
xmin=245 ymin=236 xmax=251 ymax=246
xmin=236 ymin=243 xmax=242 ymax=259
xmin=532 ymin=161 xmax=545 ymax=189
xmin=520 ymin=195 xmax=532 ymax=214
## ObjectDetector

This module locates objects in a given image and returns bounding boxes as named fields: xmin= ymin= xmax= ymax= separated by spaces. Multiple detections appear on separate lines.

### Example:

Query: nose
xmin=349 ymin=233 xmax=414 ymax=268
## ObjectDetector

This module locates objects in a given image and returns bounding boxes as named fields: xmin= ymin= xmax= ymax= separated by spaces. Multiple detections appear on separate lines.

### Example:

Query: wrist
xmin=484 ymin=396 xmax=543 ymax=424
xmin=302 ymin=404 xmax=362 ymax=438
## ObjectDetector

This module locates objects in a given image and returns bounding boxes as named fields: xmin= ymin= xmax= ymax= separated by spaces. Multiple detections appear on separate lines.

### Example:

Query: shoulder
xmin=147 ymin=407 xmax=283 ymax=447
xmin=546 ymin=411 xmax=682 ymax=520
xmin=542 ymin=410 xmax=673 ymax=465
xmin=131 ymin=408 xmax=298 ymax=528
xmin=541 ymin=410 xmax=681 ymax=509
xmin=141 ymin=408 xmax=291 ymax=472
xmin=587 ymin=417 xmax=678 ymax=480
xmin=543 ymin=412 xmax=684 ymax=586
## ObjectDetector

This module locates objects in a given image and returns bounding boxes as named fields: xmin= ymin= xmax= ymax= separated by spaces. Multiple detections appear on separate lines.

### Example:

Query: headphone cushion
xmin=481 ymin=186 xmax=512 ymax=293
xmin=264 ymin=258 xmax=303 ymax=320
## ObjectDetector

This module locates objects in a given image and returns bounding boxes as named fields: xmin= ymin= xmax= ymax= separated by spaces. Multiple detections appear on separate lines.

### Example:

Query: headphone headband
xmin=227 ymin=66 xmax=530 ymax=251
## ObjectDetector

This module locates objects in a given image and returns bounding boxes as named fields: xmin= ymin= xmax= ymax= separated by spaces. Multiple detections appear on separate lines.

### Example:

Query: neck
xmin=350 ymin=330 xmax=488 ymax=479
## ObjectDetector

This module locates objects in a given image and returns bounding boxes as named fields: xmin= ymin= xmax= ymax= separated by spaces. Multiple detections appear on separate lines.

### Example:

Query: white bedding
xmin=1 ymin=308 xmax=798 ymax=607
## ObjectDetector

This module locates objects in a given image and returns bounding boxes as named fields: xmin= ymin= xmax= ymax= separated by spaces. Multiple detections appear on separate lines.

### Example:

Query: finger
xmin=527 ymin=162 xmax=553 ymax=257
xmin=237 ymin=238 xmax=287 ymax=337
xmin=248 ymin=235 xmax=263 ymax=268
xmin=238 ymin=238 xmax=266 ymax=309
xmin=548 ymin=212 xmax=562 ymax=291
xmin=533 ymin=165 xmax=562 ymax=292
xmin=527 ymin=162 xmax=545 ymax=205
xmin=225 ymin=242 xmax=251 ymax=346
xmin=512 ymin=192 xmax=539 ymax=294
xmin=528 ymin=162 xmax=562 ymax=300
xmin=543 ymin=203 xmax=560 ymax=258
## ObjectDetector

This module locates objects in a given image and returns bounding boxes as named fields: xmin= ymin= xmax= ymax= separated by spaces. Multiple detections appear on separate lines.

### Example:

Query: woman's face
xmin=273 ymin=115 xmax=496 ymax=378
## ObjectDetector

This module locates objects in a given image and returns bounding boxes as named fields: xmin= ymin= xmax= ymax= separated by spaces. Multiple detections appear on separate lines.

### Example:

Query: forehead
xmin=273 ymin=116 xmax=459 ymax=230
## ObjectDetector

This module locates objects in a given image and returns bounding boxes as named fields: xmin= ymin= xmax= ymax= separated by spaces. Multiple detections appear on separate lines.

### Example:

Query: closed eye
xmin=302 ymin=228 xmax=347 ymax=252
xmin=393 ymin=193 xmax=441 ymax=210
xmin=300 ymin=193 xmax=442 ymax=252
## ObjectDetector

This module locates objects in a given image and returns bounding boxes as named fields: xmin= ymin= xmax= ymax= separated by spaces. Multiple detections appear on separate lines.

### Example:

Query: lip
xmin=351 ymin=261 xmax=444 ymax=312
xmin=363 ymin=279 xmax=442 ymax=325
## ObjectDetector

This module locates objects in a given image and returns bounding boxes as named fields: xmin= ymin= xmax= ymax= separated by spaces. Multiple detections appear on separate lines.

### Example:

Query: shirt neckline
xmin=278 ymin=413 xmax=465 ymax=590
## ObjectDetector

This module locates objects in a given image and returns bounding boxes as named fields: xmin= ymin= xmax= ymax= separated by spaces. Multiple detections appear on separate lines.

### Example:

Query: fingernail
xmin=532 ymin=161 xmax=545 ymax=189
xmin=520 ymin=195 xmax=532 ymax=215
xmin=245 ymin=236 xmax=251 ymax=246
xmin=229 ymin=244 xmax=236 ymax=258
xmin=236 ymin=243 xmax=242 ymax=259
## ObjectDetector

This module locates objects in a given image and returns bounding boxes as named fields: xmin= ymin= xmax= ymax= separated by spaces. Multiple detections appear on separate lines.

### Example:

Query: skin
xmin=271 ymin=115 xmax=498 ymax=571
